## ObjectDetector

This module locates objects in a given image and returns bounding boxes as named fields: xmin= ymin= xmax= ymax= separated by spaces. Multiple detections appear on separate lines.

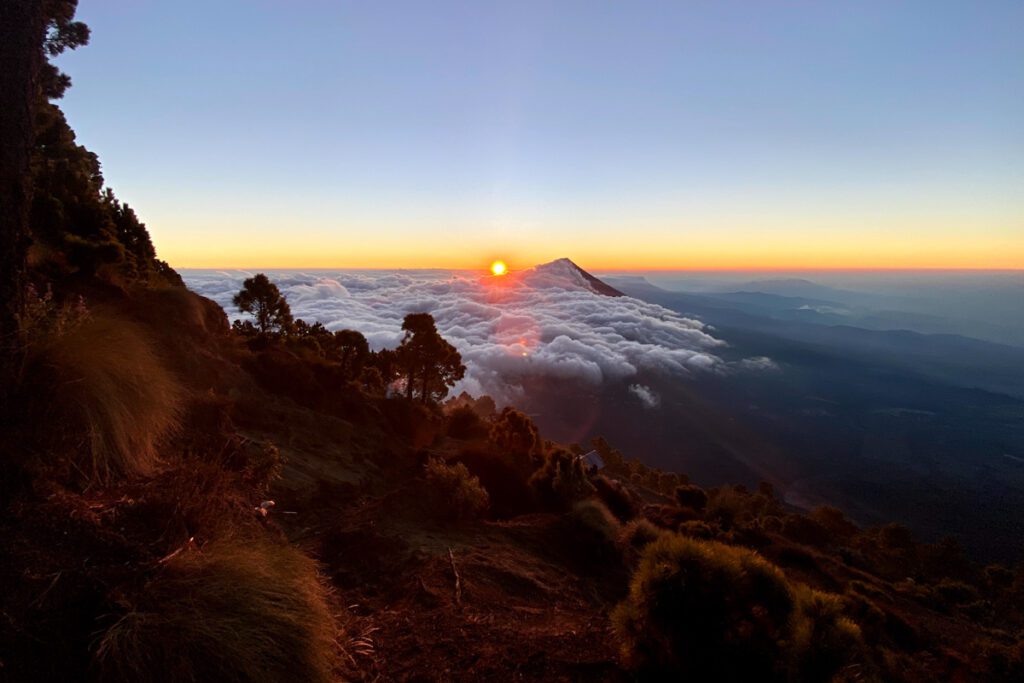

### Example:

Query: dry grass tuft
xmin=22 ymin=312 xmax=183 ymax=483
xmin=95 ymin=538 xmax=339 ymax=683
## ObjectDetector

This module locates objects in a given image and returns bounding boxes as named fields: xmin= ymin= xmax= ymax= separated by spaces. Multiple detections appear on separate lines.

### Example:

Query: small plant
xmin=489 ymin=407 xmax=541 ymax=463
xmin=424 ymin=458 xmax=490 ymax=521
xmin=529 ymin=448 xmax=595 ymax=512
xmin=445 ymin=403 xmax=485 ymax=439
xmin=241 ymin=440 xmax=285 ymax=493
xmin=19 ymin=312 xmax=182 ymax=483
xmin=593 ymin=474 xmax=637 ymax=521
xmin=619 ymin=518 xmax=663 ymax=564
xmin=787 ymin=586 xmax=866 ymax=682
xmin=613 ymin=534 xmax=795 ymax=679
xmin=612 ymin=534 xmax=865 ymax=681
xmin=674 ymin=483 xmax=708 ymax=512
xmin=95 ymin=539 xmax=338 ymax=682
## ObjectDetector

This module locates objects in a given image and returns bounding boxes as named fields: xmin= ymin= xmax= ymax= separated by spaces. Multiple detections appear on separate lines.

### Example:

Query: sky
xmin=55 ymin=1 xmax=1023 ymax=270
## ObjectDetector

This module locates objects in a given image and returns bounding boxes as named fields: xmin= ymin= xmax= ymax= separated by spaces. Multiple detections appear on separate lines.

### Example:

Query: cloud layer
xmin=183 ymin=260 xmax=763 ymax=402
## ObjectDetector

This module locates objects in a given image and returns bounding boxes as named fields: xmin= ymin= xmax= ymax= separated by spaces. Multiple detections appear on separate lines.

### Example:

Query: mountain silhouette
xmin=531 ymin=258 xmax=624 ymax=297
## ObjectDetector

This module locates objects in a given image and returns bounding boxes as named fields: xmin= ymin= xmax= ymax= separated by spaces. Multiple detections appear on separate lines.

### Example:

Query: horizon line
xmin=172 ymin=264 xmax=1024 ymax=273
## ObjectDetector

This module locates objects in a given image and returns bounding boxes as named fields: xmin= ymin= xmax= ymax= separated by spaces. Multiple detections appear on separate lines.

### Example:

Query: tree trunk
xmin=0 ymin=0 xmax=45 ymax=386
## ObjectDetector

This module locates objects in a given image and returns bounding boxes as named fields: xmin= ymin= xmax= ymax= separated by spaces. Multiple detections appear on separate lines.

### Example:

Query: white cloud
xmin=629 ymin=384 xmax=661 ymax=409
xmin=182 ymin=261 xmax=771 ymax=402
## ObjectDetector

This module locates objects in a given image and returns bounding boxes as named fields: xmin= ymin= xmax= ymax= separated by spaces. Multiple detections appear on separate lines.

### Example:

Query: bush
xmin=593 ymin=475 xmax=637 ymax=521
xmin=95 ymin=539 xmax=338 ymax=682
xmin=556 ymin=499 xmax=624 ymax=571
xmin=674 ymin=484 xmax=708 ymax=512
xmin=445 ymin=404 xmax=486 ymax=439
xmin=20 ymin=313 xmax=182 ymax=483
xmin=619 ymin=518 xmax=664 ymax=565
xmin=612 ymin=534 xmax=863 ymax=681
xmin=810 ymin=505 xmax=859 ymax=540
xmin=239 ymin=440 xmax=284 ymax=494
xmin=782 ymin=515 xmax=832 ymax=548
xmin=489 ymin=407 xmax=541 ymax=462
xmin=678 ymin=519 xmax=717 ymax=540
xmin=529 ymin=448 xmax=595 ymax=512
xmin=566 ymin=499 xmax=620 ymax=542
xmin=788 ymin=586 xmax=866 ymax=682
xmin=706 ymin=486 xmax=750 ymax=529
xmin=612 ymin=535 xmax=796 ymax=679
xmin=934 ymin=579 xmax=981 ymax=606
xmin=424 ymin=459 xmax=489 ymax=521
xmin=454 ymin=449 xmax=535 ymax=518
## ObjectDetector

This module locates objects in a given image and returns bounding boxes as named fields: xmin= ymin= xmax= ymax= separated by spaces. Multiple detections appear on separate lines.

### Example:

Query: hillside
xmin=2 ymin=6 xmax=1023 ymax=681
xmin=2 ymin=265 xmax=1024 ymax=680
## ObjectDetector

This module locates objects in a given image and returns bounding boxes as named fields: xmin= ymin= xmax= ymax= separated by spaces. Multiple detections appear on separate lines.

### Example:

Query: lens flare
xmin=490 ymin=260 xmax=507 ymax=276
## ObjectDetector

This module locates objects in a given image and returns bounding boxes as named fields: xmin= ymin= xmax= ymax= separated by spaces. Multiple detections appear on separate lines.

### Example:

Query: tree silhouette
xmin=489 ymin=407 xmax=542 ymax=462
xmin=331 ymin=330 xmax=369 ymax=379
xmin=395 ymin=313 xmax=465 ymax=404
xmin=0 ymin=0 xmax=89 ymax=374
xmin=233 ymin=274 xmax=292 ymax=335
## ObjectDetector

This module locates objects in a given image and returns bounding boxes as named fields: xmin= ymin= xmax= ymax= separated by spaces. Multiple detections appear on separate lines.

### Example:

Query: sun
xmin=490 ymin=260 xmax=508 ymax=276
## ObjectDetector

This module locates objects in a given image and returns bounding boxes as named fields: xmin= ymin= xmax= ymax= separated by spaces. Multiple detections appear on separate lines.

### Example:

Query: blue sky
xmin=56 ymin=1 xmax=1023 ymax=268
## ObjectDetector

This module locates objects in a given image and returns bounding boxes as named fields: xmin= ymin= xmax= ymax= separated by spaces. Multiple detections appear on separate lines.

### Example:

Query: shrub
xmin=424 ymin=459 xmax=489 ymax=521
xmin=612 ymin=534 xmax=863 ymax=681
xmin=678 ymin=519 xmax=717 ymax=540
xmin=706 ymin=486 xmax=752 ymax=530
xmin=566 ymin=499 xmax=620 ymax=543
xmin=619 ymin=518 xmax=664 ymax=565
xmin=593 ymin=475 xmax=637 ymax=521
xmin=20 ymin=313 xmax=182 ymax=483
xmin=237 ymin=440 xmax=284 ymax=494
xmin=529 ymin=448 xmax=595 ymax=512
xmin=984 ymin=639 xmax=1024 ymax=683
xmin=95 ymin=539 xmax=338 ymax=682
xmin=612 ymin=535 xmax=796 ymax=679
xmin=445 ymin=404 xmax=486 ymax=439
xmin=454 ymin=449 xmax=535 ymax=518
xmin=674 ymin=484 xmax=708 ymax=511
xmin=782 ymin=515 xmax=832 ymax=548
xmin=985 ymin=564 xmax=1015 ymax=592
xmin=556 ymin=499 xmax=624 ymax=570
xmin=810 ymin=505 xmax=859 ymax=540
xmin=934 ymin=579 xmax=981 ymax=606
xmin=788 ymin=586 xmax=866 ymax=682
xmin=489 ymin=407 xmax=541 ymax=462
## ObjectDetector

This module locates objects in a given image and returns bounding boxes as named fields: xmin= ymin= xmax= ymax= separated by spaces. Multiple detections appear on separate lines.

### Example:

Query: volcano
xmin=530 ymin=258 xmax=625 ymax=297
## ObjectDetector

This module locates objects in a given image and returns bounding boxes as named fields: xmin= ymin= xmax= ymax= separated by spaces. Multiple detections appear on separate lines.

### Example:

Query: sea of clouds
xmin=182 ymin=259 xmax=775 ymax=404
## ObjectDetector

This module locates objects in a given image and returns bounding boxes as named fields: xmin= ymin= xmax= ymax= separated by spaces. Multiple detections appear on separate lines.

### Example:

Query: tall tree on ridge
xmin=0 ymin=0 xmax=88 ymax=377
xmin=233 ymin=273 xmax=293 ymax=335
xmin=395 ymin=313 xmax=465 ymax=404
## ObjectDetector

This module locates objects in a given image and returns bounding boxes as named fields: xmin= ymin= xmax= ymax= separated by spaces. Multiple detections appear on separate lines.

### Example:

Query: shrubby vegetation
xmin=17 ymin=312 xmax=182 ymax=482
xmin=3 ymin=5 xmax=1024 ymax=679
xmin=423 ymin=458 xmax=490 ymax=521
xmin=95 ymin=539 xmax=338 ymax=683
xmin=612 ymin=534 xmax=865 ymax=681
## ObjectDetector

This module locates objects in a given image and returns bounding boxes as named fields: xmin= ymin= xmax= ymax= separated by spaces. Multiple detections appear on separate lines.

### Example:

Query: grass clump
xmin=20 ymin=312 xmax=182 ymax=483
xmin=424 ymin=458 xmax=490 ymax=521
xmin=618 ymin=518 xmax=664 ymax=565
xmin=95 ymin=539 xmax=338 ymax=683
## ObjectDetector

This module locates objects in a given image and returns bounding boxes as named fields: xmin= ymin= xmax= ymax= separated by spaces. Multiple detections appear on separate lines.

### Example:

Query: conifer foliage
xmin=232 ymin=273 xmax=294 ymax=335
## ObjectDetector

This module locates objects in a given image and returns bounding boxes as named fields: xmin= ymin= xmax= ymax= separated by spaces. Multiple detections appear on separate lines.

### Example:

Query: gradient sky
xmin=55 ymin=1 xmax=1023 ymax=270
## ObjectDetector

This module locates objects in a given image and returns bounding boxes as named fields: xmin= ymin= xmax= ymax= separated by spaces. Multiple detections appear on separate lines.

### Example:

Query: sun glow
xmin=490 ymin=260 xmax=508 ymax=276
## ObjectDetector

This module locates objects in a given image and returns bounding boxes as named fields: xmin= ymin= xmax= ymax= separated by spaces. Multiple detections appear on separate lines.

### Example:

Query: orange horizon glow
xmin=162 ymin=247 xmax=1024 ymax=272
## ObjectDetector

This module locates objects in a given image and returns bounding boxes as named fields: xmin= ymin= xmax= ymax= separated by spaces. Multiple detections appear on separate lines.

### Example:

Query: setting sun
xmin=490 ymin=260 xmax=508 ymax=276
